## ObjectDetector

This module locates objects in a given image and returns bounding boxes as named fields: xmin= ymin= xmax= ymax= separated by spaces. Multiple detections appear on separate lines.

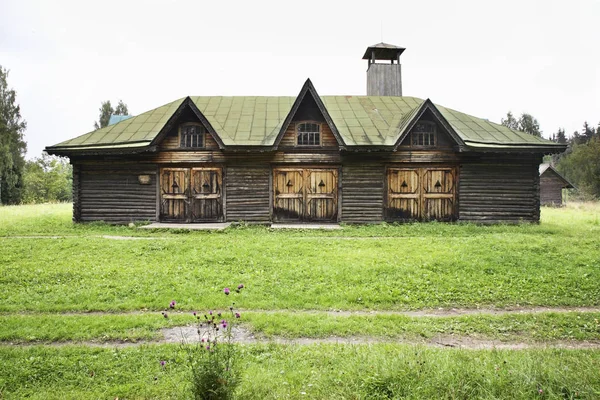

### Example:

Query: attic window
xmin=297 ymin=122 xmax=321 ymax=146
xmin=180 ymin=123 xmax=205 ymax=148
xmin=411 ymin=121 xmax=436 ymax=147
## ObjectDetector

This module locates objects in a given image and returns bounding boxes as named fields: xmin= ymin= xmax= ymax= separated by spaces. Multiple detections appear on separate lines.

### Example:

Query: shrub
xmin=170 ymin=285 xmax=244 ymax=400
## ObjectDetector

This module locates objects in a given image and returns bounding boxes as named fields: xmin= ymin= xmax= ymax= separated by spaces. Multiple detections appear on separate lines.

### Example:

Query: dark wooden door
xmin=160 ymin=167 xmax=223 ymax=222
xmin=273 ymin=168 xmax=338 ymax=222
xmin=160 ymin=168 xmax=190 ymax=221
xmin=190 ymin=168 xmax=222 ymax=222
xmin=387 ymin=167 xmax=456 ymax=221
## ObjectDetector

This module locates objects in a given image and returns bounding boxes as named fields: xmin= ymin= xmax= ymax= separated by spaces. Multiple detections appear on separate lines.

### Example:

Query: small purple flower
xmin=206 ymin=345 xmax=210 ymax=350
xmin=224 ymin=287 xmax=230 ymax=295
xmin=169 ymin=300 xmax=176 ymax=309
xmin=160 ymin=360 xmax=166 ymax=367
xmin=201 ymin=338 xmax=205 ymax=343
xmin=237 ymin=284 xmax=244 ymax=290
xmin=193 ymin=311 xmax=197 ymax=316
xmin=235 ymin=312 xmax=241 ymax=319
xmin=209 ymin=310 xmax=213 ymax=315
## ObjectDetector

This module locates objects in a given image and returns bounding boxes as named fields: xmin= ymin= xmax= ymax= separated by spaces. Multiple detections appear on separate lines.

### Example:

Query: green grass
xmin=1 ymin=203 xmax=600 ymax=398
xmin=0 ymin=203 xmax=599 ymax=312
xmin=0 ymin=344 xmax=599 ymax=399
xmin=1 ymin=311 xmax=598 ymax=344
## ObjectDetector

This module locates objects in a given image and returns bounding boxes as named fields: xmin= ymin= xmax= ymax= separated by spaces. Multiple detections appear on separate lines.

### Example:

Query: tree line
xmin=0 ymin=65 xmax=129 ymax=205
xmin=502 ymin=111 xmax=600 ymax=199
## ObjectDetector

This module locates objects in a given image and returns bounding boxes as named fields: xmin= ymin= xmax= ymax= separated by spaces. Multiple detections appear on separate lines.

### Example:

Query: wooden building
xmin=46 ymin=43 xmax=567 ymax=224
xmin=539 ymin=164 xmax=574 ymax=206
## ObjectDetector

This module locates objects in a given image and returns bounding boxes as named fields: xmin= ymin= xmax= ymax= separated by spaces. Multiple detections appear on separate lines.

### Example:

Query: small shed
xmin=539 ymin=164 xmax=575 ymax=206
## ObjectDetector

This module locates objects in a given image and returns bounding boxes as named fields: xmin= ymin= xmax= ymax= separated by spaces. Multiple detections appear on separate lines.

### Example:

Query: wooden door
xmin=386 ymin=167 xmax=456 ymax=221
xmin=190 ymin=168 xmax=222 ymax=222
xmin=306 ymin=169 xmax=338 ymax=221
xmin=422 ymin=168 xmax=455 ymax=221
xmin=160 ymin=167 xmax=223 ymax=222
xmin=387 ymin=169 xmax=420 ymax=220
xmin=160 ymin=168 xmax=190 ymax=221
xmin=273 ymin=169 xmax=304 ymax=221
xmin=273 ymin=168 xmax=338 ymax=222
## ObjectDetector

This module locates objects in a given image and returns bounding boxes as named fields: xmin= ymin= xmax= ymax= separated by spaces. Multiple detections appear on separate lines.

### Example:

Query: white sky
xmin=1 ymin=0 xmax=599 ymax=158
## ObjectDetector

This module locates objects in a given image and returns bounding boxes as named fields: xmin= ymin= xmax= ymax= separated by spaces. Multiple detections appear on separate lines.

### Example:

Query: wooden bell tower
xmin=363 ymin=43 xmax=405 ymax=96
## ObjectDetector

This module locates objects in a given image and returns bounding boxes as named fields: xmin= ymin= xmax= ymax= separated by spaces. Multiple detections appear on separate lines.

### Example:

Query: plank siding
xmin=540 ymin=172 xmax=565 ymax=206
xmin=72 ymin=164 xmax=81 ymax=222
xmin=225 ymin=166 xmax=271 ymax=223
xmin=341 ymin=163 xmax=384 ymax=223
xmin=79 ymin=164 xmax=157 ymax=223
xmin=459 ymin=156 xmax=541 ymax=223
xmin=279 ymin=123 xmax=338 ymax=149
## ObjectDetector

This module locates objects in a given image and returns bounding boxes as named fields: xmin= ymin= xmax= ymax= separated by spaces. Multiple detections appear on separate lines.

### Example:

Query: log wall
xmin=225 ymin=166 xmax=271 ymax=222
xmin=540 ymin=172 xmax=565 ymax=206
xmin=458 ymin=154 xmax=542 ymax=223
xmin=78 ymin=163 xmax=157 ymax=223
xmin=341 ymin=163 xmax=384 ymax=223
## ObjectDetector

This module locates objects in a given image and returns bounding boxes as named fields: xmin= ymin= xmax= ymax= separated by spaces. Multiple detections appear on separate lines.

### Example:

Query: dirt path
xmin=6 ymin=306 xmax=600 ymax=318
xmin=4 ymin=325 xmax=600 ymax=350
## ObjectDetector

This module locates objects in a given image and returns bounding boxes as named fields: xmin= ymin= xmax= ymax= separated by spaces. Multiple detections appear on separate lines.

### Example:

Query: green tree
xmin=557 ymin=137 xmax=600 ymax=198
xmin=22 ymin=153 xmax=72 ymax=203
xmin=93 ymin=100 xmax=129 ymax=129
xmin=501 ymin=111 xmax=542 ymax=137
xmin=0 ymin=66 xmax=27 ymax=205
xmin=501 ymin=111 xmax=519 ymax=130
xmin=555 ymin=128 xmax=567 ymax=144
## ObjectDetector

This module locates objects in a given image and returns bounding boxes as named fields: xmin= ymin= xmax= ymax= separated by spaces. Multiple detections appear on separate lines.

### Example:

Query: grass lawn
xmin=0 ymin=202 xmax=599 ymax=398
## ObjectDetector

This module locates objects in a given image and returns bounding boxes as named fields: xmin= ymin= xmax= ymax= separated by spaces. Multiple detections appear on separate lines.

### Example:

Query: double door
xmin=386 ymin=167 xmax=457 ymax=221
xmin=160 ymin=167 xmax=223 ymax=222
xmin=273 ymin=168 xmax=338 ymax=222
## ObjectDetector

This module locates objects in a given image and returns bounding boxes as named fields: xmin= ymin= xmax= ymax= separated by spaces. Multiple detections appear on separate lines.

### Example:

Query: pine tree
xmin=0 ymin=66 xmax=27 ymax=205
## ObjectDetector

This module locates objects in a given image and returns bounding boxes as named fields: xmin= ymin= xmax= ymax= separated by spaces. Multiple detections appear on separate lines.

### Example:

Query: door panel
xmin=422 ymin=168 xmax=455 ymax=221
xmin=160 ymin=168 xmax=189 ymax=221
xmin=387 ymin=167 xmax=457 ymax=221
xmin=387 ymin=169 xmax=420 ymax=219
xmin=273 ymin=168 xmax=338 ymax=222
xmin=306 ymin=169 xmax=337 ymax=221
xmin=160 ymin=167 xmax=223 ymax=222
xmin=273 ymin=169 xmax=304 ymax=221
xmin=190 ymin=168 xmax=222 ymax=222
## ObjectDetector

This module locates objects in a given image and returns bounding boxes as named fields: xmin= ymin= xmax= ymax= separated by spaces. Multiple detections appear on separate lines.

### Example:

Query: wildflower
xmin=538 ymin=389 xmax=543 ymax=394
xmin=160 ymin=360 xmax=166 ymax=367
xmin=222 ymin=321 xmax=228 ymax=329
xmin=193 ymin=311 xmax=197 ymax=316
xmin=169 ymin=300 xmax=176 ymax=309
xmin=235 ymin=312 xmax=241 ymax=318
xmin=224 ymin=287 xmax=230 ymax=295
xmin=206 ymin=345 xmax=210 ymax=350
xmin=162 ymin=312 xmax=168 ymax=319
xmin=209 ymin=310 xmax=213 ymax=316
xmin=237 ymin=284 xmax=244 ymax=290
xmin=217 ymin=312 xmax=222 ymax=317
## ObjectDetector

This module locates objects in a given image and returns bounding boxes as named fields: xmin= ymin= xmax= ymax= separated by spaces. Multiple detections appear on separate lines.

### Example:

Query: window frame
xmin=295 ymin=121 xmax=322 ymax=147
xmin=179 ymin=123 xmax=206 ymax=149
xmin=410 ymin=121 xmax=437 ymax=148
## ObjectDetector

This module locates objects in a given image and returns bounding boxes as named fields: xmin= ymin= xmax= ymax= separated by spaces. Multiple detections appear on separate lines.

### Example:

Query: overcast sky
xmin=1 ymin=0 xmax=599 ymax=158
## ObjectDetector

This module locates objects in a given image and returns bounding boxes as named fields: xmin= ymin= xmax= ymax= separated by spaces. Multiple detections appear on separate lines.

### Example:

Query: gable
xmin=278 ymin=92 xmax=339 ymax=148
xmin=397 ymin=108 xmax=458 ymax=149
xmin=273 ymin=79 xmax=344 ymax=149
xmin=156 ymin=104 xmax=220 ymax=150
xmin=540 ymin=165 xmax=575 ymax=188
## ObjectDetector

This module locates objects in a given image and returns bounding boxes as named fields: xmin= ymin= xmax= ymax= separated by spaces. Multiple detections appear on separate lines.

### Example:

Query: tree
xmin=93 ymin=100 xmax=129 ymax=130
xmin=555 ymin=128 xmax=567 ymax=144
xmin=501 ymin=111 xmax=542 ymax=137
xmin=22 ymin=153 xmax=72 ymax=204
xmin=557 ymin=137 xmax=600 ymax=199
xmin=501 ymin=112 xmax=519 ymax=130
xmin=518 ymin=114 xmax=542 ymax=137
xmin=0 ymin=66 xmax=27 ymax=205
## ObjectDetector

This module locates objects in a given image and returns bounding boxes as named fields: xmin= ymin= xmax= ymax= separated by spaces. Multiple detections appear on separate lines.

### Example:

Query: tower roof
xmin=362 ymin=42 xmax=406 ymax=60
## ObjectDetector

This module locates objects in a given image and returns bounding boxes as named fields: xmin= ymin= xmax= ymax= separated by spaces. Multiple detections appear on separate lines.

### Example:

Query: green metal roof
xmin=47 ymin=93 xmax=563 ymax=152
